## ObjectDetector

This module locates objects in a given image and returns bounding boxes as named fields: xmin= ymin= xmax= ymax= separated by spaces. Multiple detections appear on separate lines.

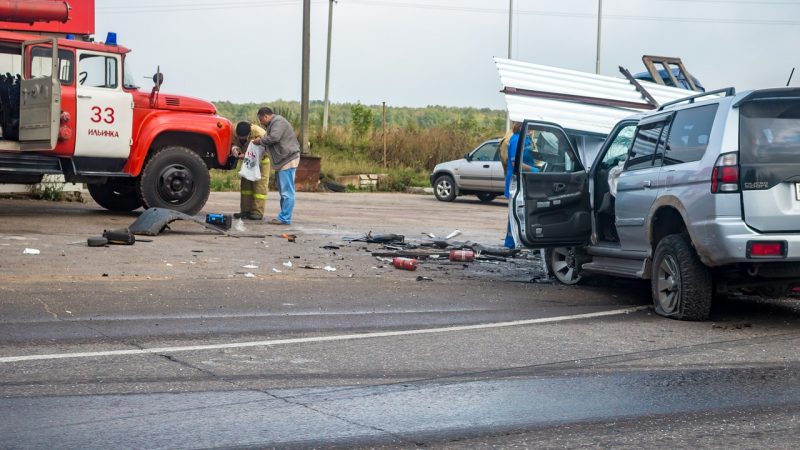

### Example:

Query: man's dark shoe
xmin=247 ymin=213 xmax=263 ymax=220
xmin=233 ymin=212 xmax=248 ymax=219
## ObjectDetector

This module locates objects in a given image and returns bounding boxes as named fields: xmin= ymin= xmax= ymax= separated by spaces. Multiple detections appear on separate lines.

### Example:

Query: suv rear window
xmin=739 ymin=99 xmax=800 ymax=164
xmin=664 ymin=104 xmax=718 ymax=165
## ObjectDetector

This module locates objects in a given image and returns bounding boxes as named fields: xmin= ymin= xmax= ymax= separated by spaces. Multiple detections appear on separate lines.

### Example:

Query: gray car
xmin=509 ymin=87 xmax=800 ymax=320
xmin=430 ymin=139 xmax=504 ymax=202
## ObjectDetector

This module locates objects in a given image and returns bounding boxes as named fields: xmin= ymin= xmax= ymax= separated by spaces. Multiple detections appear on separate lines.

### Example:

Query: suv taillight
xmin=711 ymin=152 xmax=739 ymax=193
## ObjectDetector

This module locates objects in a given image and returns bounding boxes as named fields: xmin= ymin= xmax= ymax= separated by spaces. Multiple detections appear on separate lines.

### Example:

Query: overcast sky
xmin=96 ymin=0 xmax=800 ymax=109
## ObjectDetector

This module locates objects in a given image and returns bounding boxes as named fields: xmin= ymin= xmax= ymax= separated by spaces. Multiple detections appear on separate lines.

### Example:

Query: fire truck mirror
xmin=152 ymin=72 xmax=164 ymax=88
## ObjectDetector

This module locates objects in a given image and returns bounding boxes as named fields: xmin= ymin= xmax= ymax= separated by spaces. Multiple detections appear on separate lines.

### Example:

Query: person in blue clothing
xmin=504 ymin=123 xmax=539 ymax=248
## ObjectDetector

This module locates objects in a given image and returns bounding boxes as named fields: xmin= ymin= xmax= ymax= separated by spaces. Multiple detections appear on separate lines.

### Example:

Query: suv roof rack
xmin=732 ymin=87 xmax=800 ymax=108
xmin=657 ymin=87 xmax=736 ymax=111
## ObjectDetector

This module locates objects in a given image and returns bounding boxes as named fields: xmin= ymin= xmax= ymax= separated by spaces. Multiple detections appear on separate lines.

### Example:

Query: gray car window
xmin=625 ymin=121 xmax=666 ymax=171
xmin=664 ymin=104 xmax=718 ymax=165
xmin=471 ymin=143 xmax=498 ymax=162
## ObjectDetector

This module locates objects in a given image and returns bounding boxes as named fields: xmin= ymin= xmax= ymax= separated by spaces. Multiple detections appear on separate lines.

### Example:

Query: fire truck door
xmin=19 ymin=38 xmax=61 ymax=151
xmin=74 ymin=50 xmax=133 ymax=160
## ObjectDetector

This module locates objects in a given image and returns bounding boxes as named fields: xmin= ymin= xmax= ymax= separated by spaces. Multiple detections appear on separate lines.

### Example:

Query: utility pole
xmin=507 ymin=0 xmax=513 ymax=60
xmin=322 ymin=0 xmax=335 ymax=133
xmin=300 ymin=0 xmax=311 ymax=153
xmin=595 ymin=0 xmax=602 ymax=74
xmin=382 ymin=101 xmax=387 ymax=168
xmin=506 ymin=0 xmax=514 ymax=133
xmin=506 ymin=0 xmax=512 ymax=131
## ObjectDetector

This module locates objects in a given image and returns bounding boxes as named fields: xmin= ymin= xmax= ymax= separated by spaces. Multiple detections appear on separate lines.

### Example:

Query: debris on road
xmin=103 ymin=229 xmax=136 ymax=245
xmin=449 ymin=249 xmax=475 ymax=262
xmin=204 ymin=213 xmax=233 ymax=230
xmin=393 ymin=257 xmax=419 ymax=271
xmin=242 ymin=264 xmax=259 ymax=269
xmin=130 ymin=208 xmax=232 ymax=236
xmin=22 ymin=248 xmax=40 ymax=255
xmin=343 ymin=232 xmax=405 ymax=244
xmin=280 ymin=233 xmax=297 ymax=243
xmin=283 ymin=261 xmax=293 ymax=268
xmin=323 ymin=265 xmax=337 ymax=272
xmin=86 ymin=237 xmax=107 ymax=247
xmin=416 ymin=276 xmax=433 ymax=282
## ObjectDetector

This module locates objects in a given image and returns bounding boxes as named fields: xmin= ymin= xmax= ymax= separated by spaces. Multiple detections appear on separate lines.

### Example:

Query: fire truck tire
xmin=138 ymin=146 xmax=210 ymax=215
xmin=87 ymin=180 xmax=143 ymax=212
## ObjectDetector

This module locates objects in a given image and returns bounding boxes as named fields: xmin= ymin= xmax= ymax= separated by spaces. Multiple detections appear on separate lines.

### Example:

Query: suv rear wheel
xmin=434 ymin=175 xmax=457 ymax=202
xmin=651 ymin=234 xmax=712 ymax=320
xmin=138 ymin=146 xmax=210 ymax=215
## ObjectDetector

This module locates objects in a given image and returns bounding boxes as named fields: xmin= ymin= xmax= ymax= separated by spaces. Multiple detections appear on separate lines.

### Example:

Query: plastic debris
xmin=243 ymin=264 xmax=259 ymax=269
xmin=283 ymin=261 xmax=293 ymax=268
xmin=22 ymin=248 xmax=40 ymax=255
xmin=323 ymin=265 xmax=336 ymax=272
xmin=445 ymin=230 xmax=462 ymax=240
xmin=280 ymin=233 xmax=297 ymax=242
xmin=272 ymin=268 xmax=282 ymax=273
xmin=234 ymin=218 xmax=246 ymax=232
xmin=244 ymin=273 xmax=256 ymax=278
xmin=416 ymin=276 xmax=433 ymax=282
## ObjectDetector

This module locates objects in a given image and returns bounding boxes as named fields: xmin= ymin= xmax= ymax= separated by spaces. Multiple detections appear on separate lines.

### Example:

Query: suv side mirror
xmin=464 ymin=152 xmax=471 ymax=161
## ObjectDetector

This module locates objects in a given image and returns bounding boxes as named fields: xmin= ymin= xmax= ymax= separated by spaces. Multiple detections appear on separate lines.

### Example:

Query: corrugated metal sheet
xmin=494 ymin=57 xmax=701 ymax=135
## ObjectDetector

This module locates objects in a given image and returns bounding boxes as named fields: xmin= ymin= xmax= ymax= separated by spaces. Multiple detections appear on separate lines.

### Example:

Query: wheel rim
xmin=157 ymin=164 xmax=195 ymax=204
xmin=656 ymin=254 xmax=681 ymax=313
xmin=436 ymin=179 xmax=452 ymax=198
xmin=551 ymin=247 xmax=581 ymax=284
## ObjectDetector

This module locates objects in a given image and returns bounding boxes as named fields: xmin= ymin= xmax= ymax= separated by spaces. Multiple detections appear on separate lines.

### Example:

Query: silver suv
xmin=509 ymin=87 xmax=800 ymax=320
xmin=430 ymin=139 xmax=504 ymax=202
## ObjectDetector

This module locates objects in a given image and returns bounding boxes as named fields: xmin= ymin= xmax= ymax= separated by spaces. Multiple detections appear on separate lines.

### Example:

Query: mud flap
xmin=129 ymin=208 xmax=229 ymax=236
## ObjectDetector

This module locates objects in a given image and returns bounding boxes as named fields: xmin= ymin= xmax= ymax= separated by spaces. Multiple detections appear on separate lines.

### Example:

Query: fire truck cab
xmin=0 ymin=1 xmax=233 ymax=214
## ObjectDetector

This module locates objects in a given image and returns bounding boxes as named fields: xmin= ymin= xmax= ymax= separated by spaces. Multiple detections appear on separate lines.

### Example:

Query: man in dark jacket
xmin=253 ymin=106 xmax=301 ymax=225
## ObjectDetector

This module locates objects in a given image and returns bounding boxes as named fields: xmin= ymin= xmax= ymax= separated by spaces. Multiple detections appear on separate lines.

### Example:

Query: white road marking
xmin=0 ymin=306 xmax=648 ymax=363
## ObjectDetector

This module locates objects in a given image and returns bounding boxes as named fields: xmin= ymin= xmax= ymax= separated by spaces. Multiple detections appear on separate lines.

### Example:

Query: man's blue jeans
xmin=276 ymin=168 xmax=296 ymax=224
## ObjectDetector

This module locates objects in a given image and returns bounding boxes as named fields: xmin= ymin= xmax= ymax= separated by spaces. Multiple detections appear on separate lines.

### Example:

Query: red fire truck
xmin=0 ymin=0 xmax=233 ymax=214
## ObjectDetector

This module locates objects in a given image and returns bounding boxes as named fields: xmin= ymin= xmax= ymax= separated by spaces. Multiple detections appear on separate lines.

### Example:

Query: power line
xmin=657 ymin=0 xmax=800 ymax=5
xmin=345 ymin=0 xmax=800 ymax=26
xmin=97 ymin=0 xmax=324 ymax=14
xmin=96 ymin=0 xmax=800 ymax=26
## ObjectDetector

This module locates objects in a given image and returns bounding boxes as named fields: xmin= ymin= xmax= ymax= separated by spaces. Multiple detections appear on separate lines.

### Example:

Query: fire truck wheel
xmin=87 ymin=180 xmax=143 ymax=212
xmin=138 ymin=146 xmax=210 ymax=215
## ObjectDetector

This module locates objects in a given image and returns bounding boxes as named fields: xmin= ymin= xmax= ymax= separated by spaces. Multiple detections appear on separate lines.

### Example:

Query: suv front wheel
xmin=546 ymin=247 xmax=584 ymax=285
xmin=651 ymin=234 xmax=712 ymax=321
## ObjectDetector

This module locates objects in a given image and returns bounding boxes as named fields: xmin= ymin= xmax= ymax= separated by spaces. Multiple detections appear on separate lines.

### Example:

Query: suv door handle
xmin=643 ymin=180 xmax=652 ymax=188
xmin=553 ymin=182 xmax=566 ymax=193
xmin=483 ymin=164 xmax=490 ymax=168
xmin=78 ymin=94 xmax=92 ymax=99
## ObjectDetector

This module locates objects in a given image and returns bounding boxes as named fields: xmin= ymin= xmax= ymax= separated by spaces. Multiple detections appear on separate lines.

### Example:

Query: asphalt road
xmin=2 ymin=192 xmax=800 ymax=449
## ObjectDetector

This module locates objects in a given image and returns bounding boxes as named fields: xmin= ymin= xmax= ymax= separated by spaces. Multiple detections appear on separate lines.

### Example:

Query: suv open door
xmin=19 ymin=38 xmax=60 ymax=151
xmin=510 ymin=121 xmax=591 ymax=247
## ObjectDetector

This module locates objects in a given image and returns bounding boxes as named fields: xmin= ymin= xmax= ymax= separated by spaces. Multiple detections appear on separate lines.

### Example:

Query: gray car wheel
xmin=434 ymin=175 xmax=457 ymax=202
xmin=651 ymin=234 xmax=712 ymax=321
xmin=476 ymin=193 xmax=497 ymax=203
